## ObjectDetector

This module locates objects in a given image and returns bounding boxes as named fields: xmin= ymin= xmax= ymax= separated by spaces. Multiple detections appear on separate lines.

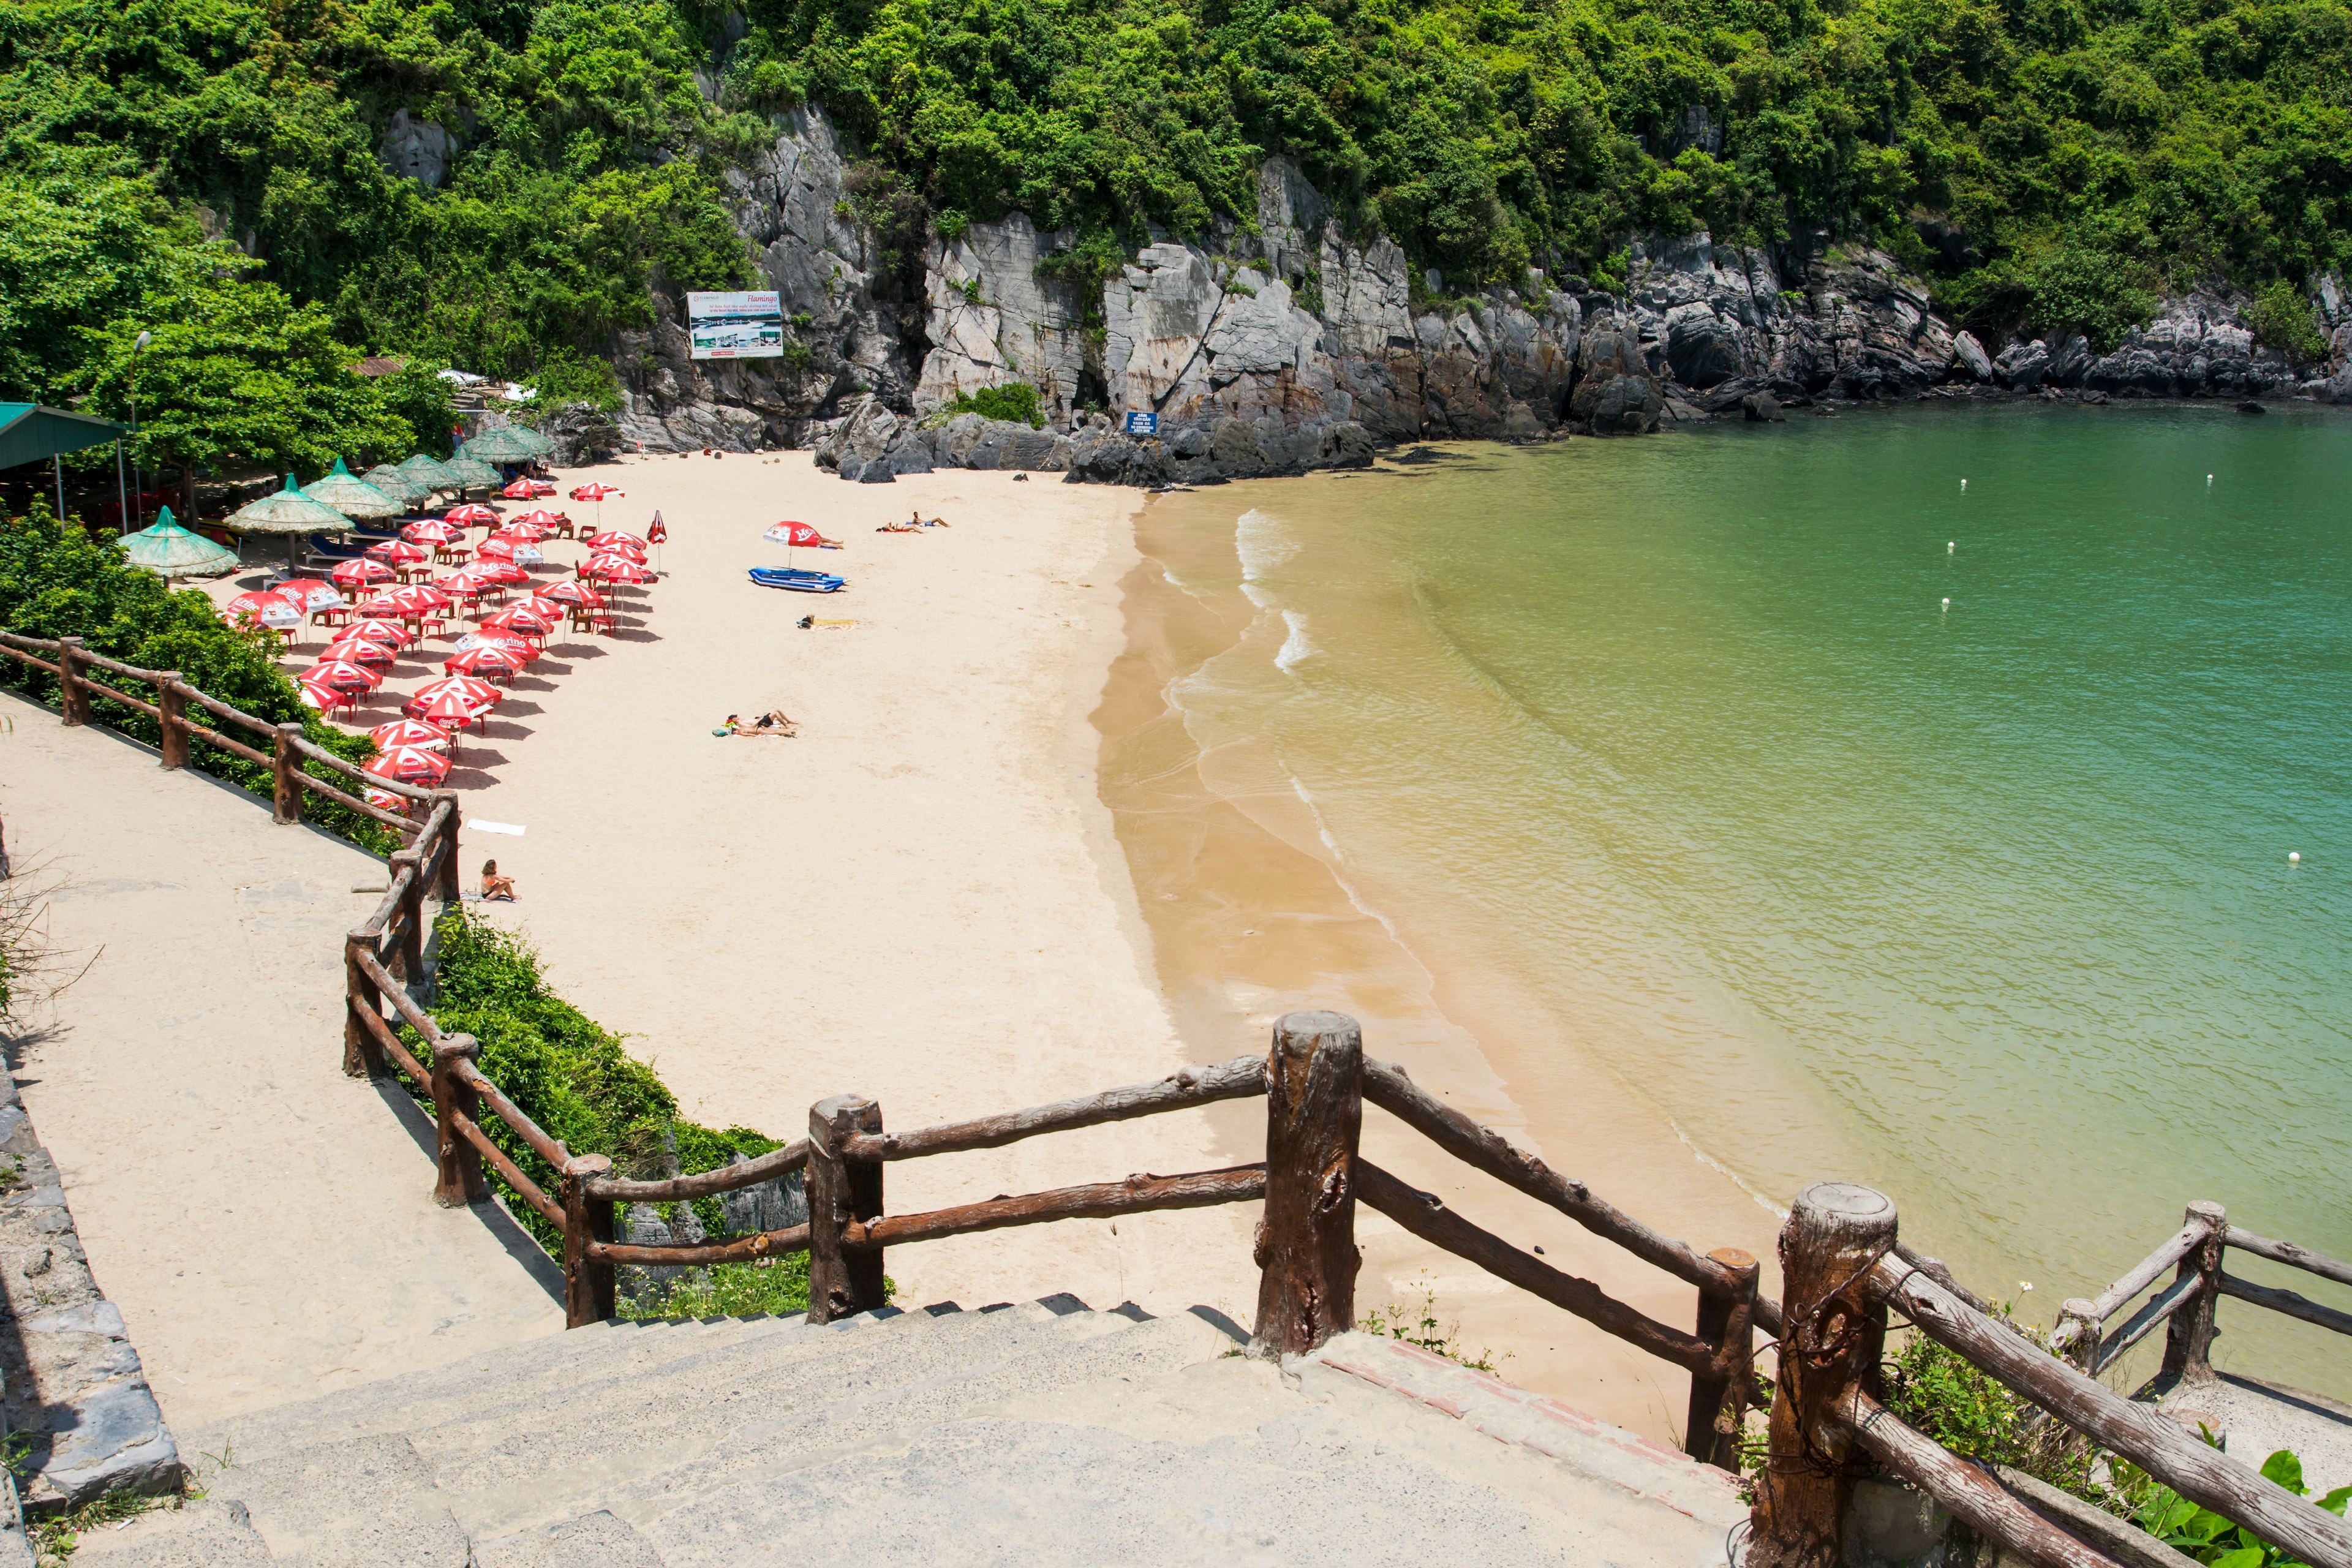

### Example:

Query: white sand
xmin=421 ymin=454 xmax=1265 ymax=1325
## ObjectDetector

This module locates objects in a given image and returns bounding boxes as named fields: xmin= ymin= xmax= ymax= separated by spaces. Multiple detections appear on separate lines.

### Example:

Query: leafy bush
xmin=939 ymin=383 xmax=1046 ymax=428
xmin=2120 ymin=1446 xmax=2351 ymax=1567
xmin=0 ymin=505 xmax=391 ymax=851
xmin=416 ymin=909 xmax=813 ymax=1317
xmin=1879 ymin=1323 xmax=2100 ymax=1503
xmin=2249 ymin=282 xmax=2329 ymax=362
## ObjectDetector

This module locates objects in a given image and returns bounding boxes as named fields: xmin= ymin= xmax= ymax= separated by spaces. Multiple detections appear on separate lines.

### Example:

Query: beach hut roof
xmin=225 ymin=473 xmax=349 ymax=534
xmin=457 ymin=426 xmax=541 ymax=464
xmin=360 ymin=464 xmax=431 ymax=506
xmin=441 ymin=454 xmax=503 ymax=489
xmin=116 ymin=507 xmax=241 ymax=578
xmin=301 ymin=457 xmax=401 ymax=519
xmin=396 ymin=452 xmax=462 ymax=489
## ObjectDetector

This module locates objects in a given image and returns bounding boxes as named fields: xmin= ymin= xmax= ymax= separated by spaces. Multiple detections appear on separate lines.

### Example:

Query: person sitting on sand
xmin=481 ymin=859 xmax=517 ymax=901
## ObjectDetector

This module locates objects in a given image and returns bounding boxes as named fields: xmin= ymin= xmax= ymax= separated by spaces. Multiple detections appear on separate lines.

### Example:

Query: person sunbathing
xmin=481 ymin=859 xmax=517 ymax=901
xmin=877 ymin=518 xmax=922 ymax=533
xmin=720 ymin=712 xmax=797 ymax=736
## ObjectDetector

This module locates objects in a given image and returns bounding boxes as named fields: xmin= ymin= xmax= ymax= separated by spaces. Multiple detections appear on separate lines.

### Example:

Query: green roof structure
xmin=117 ymin=507 xmax=242 ymax=578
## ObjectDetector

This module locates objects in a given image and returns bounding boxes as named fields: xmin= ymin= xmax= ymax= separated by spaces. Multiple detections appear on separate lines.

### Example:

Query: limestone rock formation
xmin=378 ymin=109 xmax=451 ymax=189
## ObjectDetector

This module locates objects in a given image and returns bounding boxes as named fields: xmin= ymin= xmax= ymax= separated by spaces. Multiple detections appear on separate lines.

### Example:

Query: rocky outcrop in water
xmin=605 ymin=104 xmax=2342 ymax=475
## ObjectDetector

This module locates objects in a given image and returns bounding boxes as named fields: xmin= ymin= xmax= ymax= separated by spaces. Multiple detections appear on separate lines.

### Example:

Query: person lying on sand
xmin=719 ymin=711 xmax=797 ymax=736
xmin=877 ymin=519 xmax=922 ymax=533
xmin=481 ymin=859 xmax=517 ymax=901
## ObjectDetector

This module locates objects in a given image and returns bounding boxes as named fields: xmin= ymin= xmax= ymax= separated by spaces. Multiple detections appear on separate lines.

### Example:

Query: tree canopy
xmin=3 ymin=0 xmax=2348 ymax=461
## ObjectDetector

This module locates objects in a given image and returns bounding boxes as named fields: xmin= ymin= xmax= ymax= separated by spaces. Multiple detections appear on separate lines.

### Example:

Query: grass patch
xmin=406 ymin=909 xmax=825 ymax=1319
xmin=932 ymin=383 xmax=1046 ymax=429
xmin=1358 ymin=1272 xmax=1507 ymax=1374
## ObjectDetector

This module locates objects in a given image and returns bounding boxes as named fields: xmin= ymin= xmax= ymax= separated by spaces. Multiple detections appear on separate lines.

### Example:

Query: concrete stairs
xmin=75 ymin=1298 xmax=1747 ymax=1567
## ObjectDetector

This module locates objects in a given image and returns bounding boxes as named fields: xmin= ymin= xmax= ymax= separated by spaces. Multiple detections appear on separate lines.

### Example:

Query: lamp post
xmin=129 ymin=330 xmax=151 ymax=530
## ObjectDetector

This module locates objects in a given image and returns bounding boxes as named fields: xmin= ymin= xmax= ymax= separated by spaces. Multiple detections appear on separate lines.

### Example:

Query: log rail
xmin=13 ymin=617 xmax=2343 ymax=1567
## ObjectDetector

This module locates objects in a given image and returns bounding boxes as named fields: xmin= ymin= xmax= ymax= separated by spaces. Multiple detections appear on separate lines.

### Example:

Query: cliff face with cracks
xmin=595 ymin=104 xmax=2342 ymax=479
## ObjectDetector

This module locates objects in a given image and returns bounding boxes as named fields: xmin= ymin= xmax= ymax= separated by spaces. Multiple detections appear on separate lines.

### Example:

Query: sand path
xmin=0 ymin=691 xmax=564 ymax=1430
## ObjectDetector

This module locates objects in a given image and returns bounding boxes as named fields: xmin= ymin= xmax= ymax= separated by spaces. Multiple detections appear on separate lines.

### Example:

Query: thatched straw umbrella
xmin=457 ymin=426 xmax=540 ymax=464
xmin=118 ymin=507 xmax=241 ymax=579
xmin=441 ymin=453 xmax=503 ymax=493
xmin=396 ymin=453 xmax=462 ymax=496
xmin=225 ymin=473 xmax=349 ymax=573
xmin=302 ymin=457 xmax=400 ymax=521
xmin=361 ymin=464 xmax=431 ymax=509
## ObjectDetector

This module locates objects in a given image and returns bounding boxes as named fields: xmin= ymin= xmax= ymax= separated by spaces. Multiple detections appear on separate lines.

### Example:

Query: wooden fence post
xmin=431 ymin=793 xmax=461 ymax=902
xmin=431 ymin=1033 xmax=487 ymax=1208
xmin=157 ymin=674 xmax=189 ymax=769
xmin=1251 ymin=1010 xmax=1362 ymax=1358
xmin=388 ymin=849 xmax=424 ymax=987
xmin=1748 ymin=1183 xmax=1899 ymax=1568
xmin=2162 ymin=1200 xmax=2227 ymax=1384
xmin=343 ymin=933 xmax=385 ymax=1078
xmin=806 ymin=1095 xmax=885 ymax=1324
xmin=56 ymin=638 xmax=88 ymax=726
xmin=2056 ymin=1298 xmax=2102 ymax=1378
xmin=271 ymin=722 xmax=303 ymax=824
xmin=1686 ymin=1246 xmax=1761 ymax=1469
xmin=560 ymin=1154 xmax=616 ymax=1328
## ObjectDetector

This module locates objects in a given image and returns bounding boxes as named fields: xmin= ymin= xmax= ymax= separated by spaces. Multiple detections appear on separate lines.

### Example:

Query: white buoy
xmin=1942 ymin=597 xmax=1951 ymax=608
xmin=2290 ymin=851 xmax=2301 ymax=863
xmin=2207 ymin=473 xmax=2214 ymax=484
xmin=1961 ymin=478 xmax=1967 ymax=489
xmin=1948 ymin=541 xmax=1956 ymax=553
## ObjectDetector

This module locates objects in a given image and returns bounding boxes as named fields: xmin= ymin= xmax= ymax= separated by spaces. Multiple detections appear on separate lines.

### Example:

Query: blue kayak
xmin=749 ymin=566 xmax=846 ymax=593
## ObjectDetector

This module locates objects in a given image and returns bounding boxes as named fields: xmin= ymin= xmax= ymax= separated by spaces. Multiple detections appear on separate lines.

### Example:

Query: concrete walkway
xmin=0 ymin=690 xmax=562 ymax=1432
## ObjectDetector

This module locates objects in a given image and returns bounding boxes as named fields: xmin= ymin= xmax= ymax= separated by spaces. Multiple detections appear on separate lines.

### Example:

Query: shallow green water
xmin=1157 ymin=402 xmax=2352 ymax=1389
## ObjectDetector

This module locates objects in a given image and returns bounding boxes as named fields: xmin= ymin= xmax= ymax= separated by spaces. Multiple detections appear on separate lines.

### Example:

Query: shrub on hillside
xmin=938 ymin=383 xmax=1046 ymax=429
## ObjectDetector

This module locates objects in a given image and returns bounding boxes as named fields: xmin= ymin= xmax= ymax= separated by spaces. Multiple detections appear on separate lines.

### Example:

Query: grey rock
xmin=1570 ymin=323 xmax=1663 ymax=434
xmin=717 ymin=1161 xmax=806 ymax=1237
xmin=2046 ymin=332 xmax=2093 ymax=386
xmin=856 ymin=462 xmax=897 ymax=483
xmin=1664 ymin=301 xmax=1743 ymax=388
xmin=1996 ymin=339 xmax=2051 ymax=390
xmin=914 ymin=213 xmax=1089 ymax=423
xmin=379 ymin=109 xmax=451 ymax=189
xmin=1741 ymin=391 xmax=1784 ymax=422
xmin=1953 ymin=331 xmax=1993 ymax=382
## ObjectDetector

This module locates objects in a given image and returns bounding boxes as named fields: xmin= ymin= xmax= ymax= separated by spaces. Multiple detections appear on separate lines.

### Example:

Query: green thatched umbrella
xmin=457 ymin=426 xmax=541 ymax=464
xmin=361 ymin=464 xmax=431 ymax=508
xmin=397 ymin=452 xmax=462 ymax=494
xmin=118 ymin=507 xmax=241 ymax=579
xmin=226 ymin=473 xmax=348 ymax=571
xmin=301 ymin=457 xmax=400 ymax=520
xmin=512 ymin=424 xmax=557 ymax=458
xmin=441 ymin=453 xmax=503 ymax=492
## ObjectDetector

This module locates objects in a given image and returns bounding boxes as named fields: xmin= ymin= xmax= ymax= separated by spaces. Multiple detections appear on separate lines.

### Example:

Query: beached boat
xmin=748 ymin=566 xmax=846 ymax=593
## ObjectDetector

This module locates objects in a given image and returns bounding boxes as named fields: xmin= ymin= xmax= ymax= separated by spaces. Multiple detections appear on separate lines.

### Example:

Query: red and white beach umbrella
xmin=586 ymin=530 xmax=646 ymax=551
xmin=474 ymin=561 xmax=530 ymax=587
xmin=364 ymin=538 xmax=427 ymax=565
xmin=588 ymin=557 xmax=650 ymax=584
xmin=224 ymin=591 xmax=301 ymax=629
xmin=591 ymin=539 xmax=647 ymax=563
xmin=382 ymin=584 xmax=453 ymax=613
xmin=341 ymin=617 xmax=413 ymax=648
xmin=763 ymin=520 xmax=832 ymax=547
xmin=484 ymin=603 xmax=558 ymax=635
xmin=331 ymin=558 xmax=395 ymax=591
xmin=402 ymin=519 xmax=461 ymax=546
xmin=276 ymin=578 xmax=344 ymax=612
xmin=569 ymin=483 xmax=625 ymax=502
xmin=365 ymin=788 xmax=412 ymax=813
xmin=323 ymin=636 xmax=397 ymax=668
xmin=303 ymin=658 xmax=382 ymax=693
xmin=432 ymin=572 xmax=488 ymax=601
xmin=408 ymin=686 xmax=491 ymax=725
xmin=443 ymin=644 xmax=524 ymax=676
xmin=415 ymin=674 xmax=501 ymax=707
xmin=501 ymin=478 xmax=538 ymax=500
xmin=475 ymin=537 xmax=542 ymax=565
xmin=369 ymin=718 xmax=451 ymax=752
xmin=519 ymin=508 xmax=564 ymax=529
xmin=456 ymin=631 xmax=537 ymax=662
xmin=445 ymin=503 xmax=499 ymax=527
xmin=537 ymin=580 xmax=603 ymax=608
xmin=494 ymin=521 xmax=546 ymax=543
xmin=366 ymin=745 xmax=451 ymax=786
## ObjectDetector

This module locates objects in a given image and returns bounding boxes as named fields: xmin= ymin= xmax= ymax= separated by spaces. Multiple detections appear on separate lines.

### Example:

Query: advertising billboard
xmin=687 ymin=290 xmax=785 ymax=360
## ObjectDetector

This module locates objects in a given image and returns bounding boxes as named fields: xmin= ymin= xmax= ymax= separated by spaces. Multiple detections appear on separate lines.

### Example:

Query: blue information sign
xmin=1123 ymin=410 xmax=1159 ymax=436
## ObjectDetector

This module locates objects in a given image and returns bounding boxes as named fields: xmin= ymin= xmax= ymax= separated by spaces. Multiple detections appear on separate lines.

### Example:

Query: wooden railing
xmin=1749 ymin=1184 xmax=2352 ymax=1568
xmin=0 ymin=630 xmax=443 ymax=840
xmin=17 ymin=622 xmax=2347 ymax=1568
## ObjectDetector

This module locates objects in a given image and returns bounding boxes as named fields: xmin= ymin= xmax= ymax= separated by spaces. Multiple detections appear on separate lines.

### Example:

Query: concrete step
xmin=119 ymin=1298 xmax=1749 ymax=1568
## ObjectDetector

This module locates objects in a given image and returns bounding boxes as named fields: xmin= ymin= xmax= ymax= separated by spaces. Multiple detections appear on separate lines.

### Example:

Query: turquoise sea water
xmin=1142 ymin=403 xmax=2352 ymax=1392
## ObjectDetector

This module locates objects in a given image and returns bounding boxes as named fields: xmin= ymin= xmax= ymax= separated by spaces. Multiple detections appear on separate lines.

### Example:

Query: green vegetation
xmin=934 ymin=382 xmax=1047 ymax=426
xmin=2122 ymin=1447 xmax=2352 ymax=1567
xmin=1358 ymin=1272 xmax=1507 ymax=1374
xmin=6 ymin=0 xmax=2351 ymax=469
xmin=1877 ymin=1316 xmax=2100 ymax=1502
xmin=0 ymin=505 xmax=391 ymax=850
xmin=417 ymin=909 xmax=815 ymax=1318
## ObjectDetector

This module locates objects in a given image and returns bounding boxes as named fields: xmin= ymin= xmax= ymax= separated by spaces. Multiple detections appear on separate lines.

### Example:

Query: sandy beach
xmin=190 ymin=447 xmax=1780 ymax=1442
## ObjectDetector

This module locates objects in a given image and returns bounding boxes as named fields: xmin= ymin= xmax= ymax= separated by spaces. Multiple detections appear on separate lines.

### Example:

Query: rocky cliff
xmin=593 ymin=104 xmax=2339 ymax=481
